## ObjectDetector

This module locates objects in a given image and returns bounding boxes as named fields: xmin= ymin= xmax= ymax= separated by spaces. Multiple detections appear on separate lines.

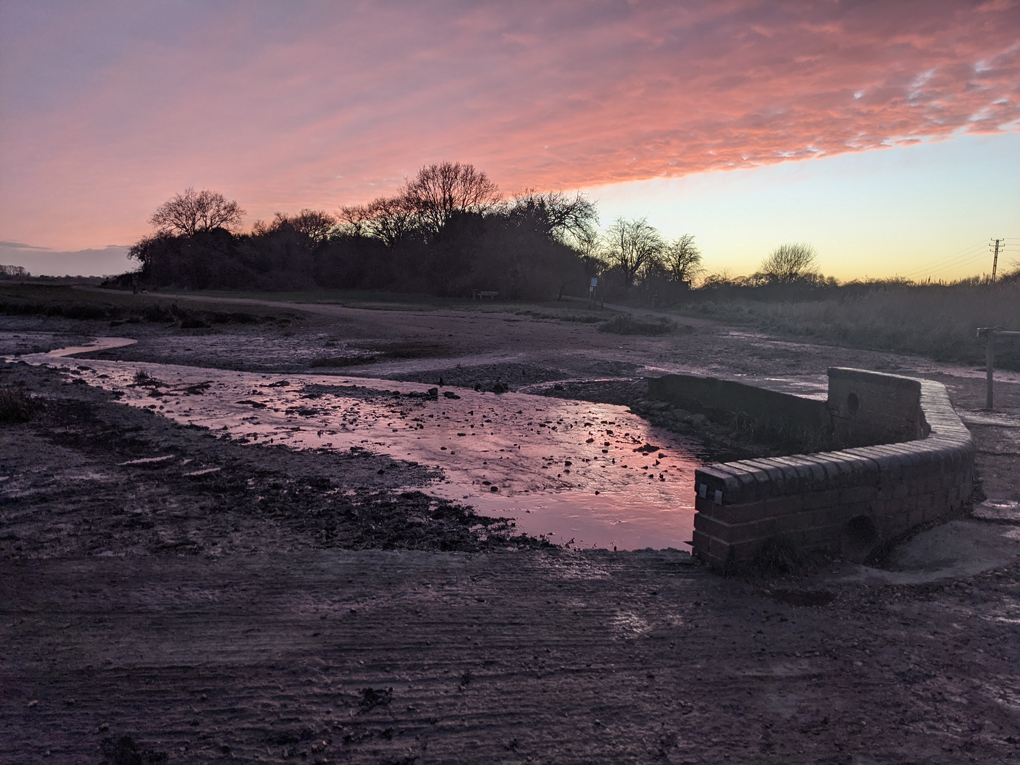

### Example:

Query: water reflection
xmin=14 ymin=341 xmax=703 ymax=549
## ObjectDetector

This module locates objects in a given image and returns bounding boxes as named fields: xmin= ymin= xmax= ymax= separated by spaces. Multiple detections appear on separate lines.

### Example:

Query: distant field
xmin=0 ymin=283 xmax=611 ymax=327
xmin=0 ymin=283 xmax=146 ymax=315
xmin=177 ymin=287 xmax=609 ymax=319
xmin=0 ymin=283 xmax=292 ymax=324
xmin=6 ymin=280 xmax=1019 ymax=369
xmin=179 ymin=287 xmax=469 ymax=309
xmin=675 ymin=280 xmax=1020 ymax=369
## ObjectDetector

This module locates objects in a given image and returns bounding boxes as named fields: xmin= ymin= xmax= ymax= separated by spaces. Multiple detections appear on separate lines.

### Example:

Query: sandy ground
xmin=2 ymin=294 xmax=1020 ymax=763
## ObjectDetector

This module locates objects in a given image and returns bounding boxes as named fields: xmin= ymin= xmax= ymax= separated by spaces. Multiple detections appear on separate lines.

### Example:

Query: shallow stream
xmin=15 ymin=338 xmax=704 ymax=550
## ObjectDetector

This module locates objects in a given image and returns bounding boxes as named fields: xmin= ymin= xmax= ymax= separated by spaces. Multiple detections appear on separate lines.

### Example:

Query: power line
xmin=896 ymin=237 xmax=1020 ymax=281
xmin=898 ymin=242 xmax=985 ymax=276
xmin=905 ymin=257 xmax=989 ymax=282
xmin=905 ymin=240 xmax=986 ymax=271
xmin=898 ymin=241 xmax=987 ymax=279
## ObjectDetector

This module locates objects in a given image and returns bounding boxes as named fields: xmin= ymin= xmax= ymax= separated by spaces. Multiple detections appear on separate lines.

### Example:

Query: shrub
xmin=0 ymin=385 xmax=38 ymax=423
xmin=598 ymin=314 xmax=680 ymax=336
xmin=750 ymin=536 xmax=812 ymax=576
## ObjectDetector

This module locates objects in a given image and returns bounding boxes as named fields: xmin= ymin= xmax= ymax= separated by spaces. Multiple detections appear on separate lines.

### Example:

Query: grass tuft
xmin=598 ymin=314 xmax=682 ymax=336
xmin=0 ymin=385 xmax=39 ymax=424
xmin=750 ymin=536 xmax=813 ymax=576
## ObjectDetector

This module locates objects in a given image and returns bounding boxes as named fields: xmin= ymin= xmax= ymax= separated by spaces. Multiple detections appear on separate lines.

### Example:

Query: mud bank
xmin=0 ymin=361 xmax=557 ymax=557
xmin=14 ymin=343 xmax=704 ymax=550
xmin=3 ymin=299 xmax=1020 ymax=763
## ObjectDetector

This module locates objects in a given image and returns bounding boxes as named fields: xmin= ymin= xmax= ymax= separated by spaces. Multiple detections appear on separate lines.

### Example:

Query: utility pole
xmin=990 ymin=238 xmax=1002 ymax=280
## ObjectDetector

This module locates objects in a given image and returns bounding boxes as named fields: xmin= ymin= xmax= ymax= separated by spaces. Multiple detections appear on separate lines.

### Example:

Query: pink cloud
xmin=0 ymin=0 xmax=1017 ymax=249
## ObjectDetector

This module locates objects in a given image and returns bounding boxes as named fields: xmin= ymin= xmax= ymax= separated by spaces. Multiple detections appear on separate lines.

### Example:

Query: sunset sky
xmin=1 ymin=0 xmax=1018 ymax=279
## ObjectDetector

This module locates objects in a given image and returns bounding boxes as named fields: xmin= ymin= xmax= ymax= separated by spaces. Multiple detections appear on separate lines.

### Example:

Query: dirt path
xmin=3 ymin=299 xmax=1020 ymax=763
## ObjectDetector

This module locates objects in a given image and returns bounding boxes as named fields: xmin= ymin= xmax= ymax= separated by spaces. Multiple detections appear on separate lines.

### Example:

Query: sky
xmin=0 ymin=0 xmax=1018 ymax=279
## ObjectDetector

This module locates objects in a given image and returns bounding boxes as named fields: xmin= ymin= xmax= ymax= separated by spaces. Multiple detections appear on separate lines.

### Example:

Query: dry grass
xmin=0 ymin=385 xmax=38 ymax=424
xmin=684 ymin=281 xmax=1020 ymax=368
xmin=598 ymin=314 xmax=682 ymax=336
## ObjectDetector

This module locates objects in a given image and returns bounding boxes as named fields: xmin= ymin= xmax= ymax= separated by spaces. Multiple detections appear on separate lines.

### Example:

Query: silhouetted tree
xmin=603 ymin=217 xmax=664 ymax=290
xmin=273 ymin=209 xmax=336 ymax=241
xmin=504 ymin=191 xmax=598 ymax=244
xmin=125 ymin=166 xmax=607 ymax=299
xmin=661 ymin=233 xmax=703 ymax=283
xmin=149 ymin=188 xmax=245 ymax=236
xmin=338 ymin=196 xmax=417 ymax=247
xmin=128 ymin=232 xmax=180 ymax=283
xmin=0 ymin=265 xmax=29 ymax=278
xmin=400 ymin=162 xmax=501 ymax=236
xmin=755 ymin=243 xmax=819 ymax=284
xmin=313 ymin=234 xmax=393 ymax=289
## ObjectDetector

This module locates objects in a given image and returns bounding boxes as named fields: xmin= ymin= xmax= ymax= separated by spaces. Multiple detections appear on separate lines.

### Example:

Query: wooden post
xmin=977 ymin=328 xmax=1020 ymax=410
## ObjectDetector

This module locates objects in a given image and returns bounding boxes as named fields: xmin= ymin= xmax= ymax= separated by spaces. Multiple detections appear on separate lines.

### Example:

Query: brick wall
xmin=828 ymin=367 xmax=929 ymax=447
xmin=648 ymin=373 xmax=831 ymax=436
xmin=688 ymin=368 xmax=974 ymax=571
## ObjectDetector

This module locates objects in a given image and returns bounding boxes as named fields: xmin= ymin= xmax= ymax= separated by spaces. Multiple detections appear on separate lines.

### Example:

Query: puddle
xmin=11 ymin=340 xmax=704 ymax=550
xmin=42 ymin=337 xmax=137 ymax=358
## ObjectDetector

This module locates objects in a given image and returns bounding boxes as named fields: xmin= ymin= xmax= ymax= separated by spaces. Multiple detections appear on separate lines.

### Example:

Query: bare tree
xmin=755 ymin=243 xmax=819 ymax=284
xmin=149 ymin=188 xmax=245 ymax=236
xmin=400 ymin=162 xmax=500 ymax=235
xmin=505 ymin=190 xmax=599 ymax=246
xmin=662 ymin=234 xmax=703 ymax=283
xmin=603 ymin=217 xmax=664 ymax=290
xmin=0 ymin=264 xmax=29 ymax=278
xmin=572 ymin=224 xmax=605 ymax=268
xmin=338 ymin=195 xmax=417 ymax=247
xmin=265 ymin=209 xmax=336 ymax=242
xmin=1006 ymin=257 xmax=1020 ymax=280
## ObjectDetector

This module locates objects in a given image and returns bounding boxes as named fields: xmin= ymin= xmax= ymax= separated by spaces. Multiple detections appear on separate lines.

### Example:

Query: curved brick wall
xmin=689 ymin=368 xmax=974 ymax=571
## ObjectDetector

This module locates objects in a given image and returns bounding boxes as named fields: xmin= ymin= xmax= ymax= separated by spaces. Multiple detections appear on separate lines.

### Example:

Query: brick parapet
xmin=691 ymin=369 xmax=974 ymax=570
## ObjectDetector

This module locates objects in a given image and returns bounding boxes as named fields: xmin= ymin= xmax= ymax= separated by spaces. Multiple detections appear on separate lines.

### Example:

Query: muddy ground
xmin=2 ymin=292 xmax=1020 ymax=763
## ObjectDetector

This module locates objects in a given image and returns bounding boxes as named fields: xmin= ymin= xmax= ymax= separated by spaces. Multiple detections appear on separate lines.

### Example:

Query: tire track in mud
xmin=5 ymin=550 xmax=1020 ymax=763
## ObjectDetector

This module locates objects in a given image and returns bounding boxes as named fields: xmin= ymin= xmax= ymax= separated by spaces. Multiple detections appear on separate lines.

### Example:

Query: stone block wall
xmin=689 ymin=369 xmax=974 ymax=570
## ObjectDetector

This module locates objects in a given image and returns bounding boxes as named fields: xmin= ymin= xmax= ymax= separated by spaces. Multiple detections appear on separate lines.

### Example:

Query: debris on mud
xmin=390 ymin=361 xmax=567 ymax=390
xmin=0 ymin=363 xmax=547 ymax=558
xmin=99 ymin=734 xmax=168 ymax=765
xmin=359 ymin=687 xmax=393 ymax=713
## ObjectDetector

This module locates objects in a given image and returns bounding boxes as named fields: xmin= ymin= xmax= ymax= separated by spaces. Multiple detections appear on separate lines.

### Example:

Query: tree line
xmin=125 ymin=163 xmax=716 ymax=300
xmin=127 ymin=162 xmax=875 ymax=303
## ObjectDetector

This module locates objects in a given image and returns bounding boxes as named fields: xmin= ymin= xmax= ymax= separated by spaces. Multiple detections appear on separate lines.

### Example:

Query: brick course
xmin=686 ymin=368 xmax=974 ymax=571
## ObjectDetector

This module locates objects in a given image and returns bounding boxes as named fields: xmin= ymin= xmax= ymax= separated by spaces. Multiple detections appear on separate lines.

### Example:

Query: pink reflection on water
xmin=18 ymin=347 xmax=702 ymax=550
